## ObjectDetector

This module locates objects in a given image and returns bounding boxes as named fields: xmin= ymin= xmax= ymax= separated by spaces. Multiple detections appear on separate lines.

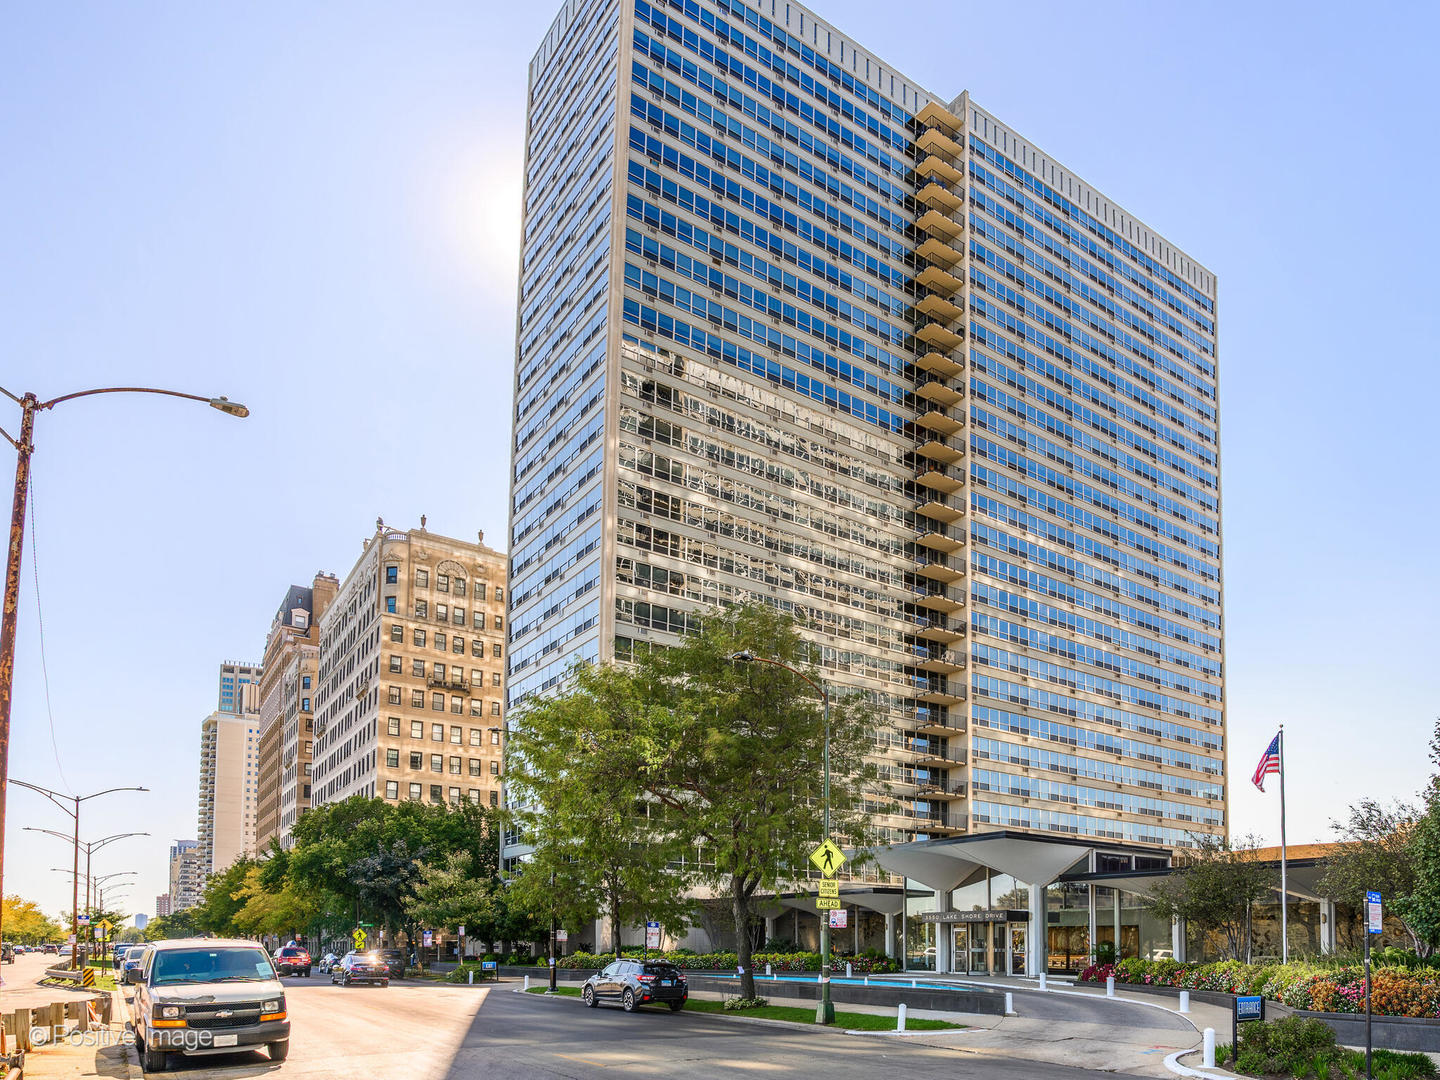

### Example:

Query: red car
xmin=272 ymin=946 xmax=312 ymax=977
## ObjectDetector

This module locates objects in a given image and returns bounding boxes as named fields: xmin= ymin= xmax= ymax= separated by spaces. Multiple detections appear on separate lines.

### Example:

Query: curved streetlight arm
xmin=24 ymin=825 xmax=73 ymax=843
xmin=89 ymin=831 xmax=149 ymax=854
xmin=35 ymin=386 xmax=249 ymax=418
xmin=727 ymin=651 xmax=827 ymax=703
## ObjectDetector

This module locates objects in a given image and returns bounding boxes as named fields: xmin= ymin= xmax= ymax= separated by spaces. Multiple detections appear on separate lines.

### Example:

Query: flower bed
xmin=554 ymin=950 xmax=900 ymax=974
xmin=1078 ymin=957 xmax=1440 ymax=1018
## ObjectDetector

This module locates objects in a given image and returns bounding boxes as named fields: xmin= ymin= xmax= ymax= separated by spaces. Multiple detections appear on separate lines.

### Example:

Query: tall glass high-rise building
xmin=507 ymin=0 xmax=1223 ymax=865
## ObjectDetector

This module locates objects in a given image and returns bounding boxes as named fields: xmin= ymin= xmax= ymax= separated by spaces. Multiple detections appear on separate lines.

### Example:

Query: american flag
xmin=1252 ymin=733 xmax=1281 ymax=792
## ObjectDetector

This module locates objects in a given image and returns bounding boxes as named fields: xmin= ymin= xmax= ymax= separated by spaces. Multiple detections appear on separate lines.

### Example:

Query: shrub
xmin=1233 ymin=1016 xmax=1336 ymax=1074
xmin=723 ymin=997 xmax=769 ymax=1010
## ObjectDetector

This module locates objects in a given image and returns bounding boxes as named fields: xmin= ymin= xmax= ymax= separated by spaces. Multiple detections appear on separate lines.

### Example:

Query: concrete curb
xmin=1163 ymin=1049 xmax=1234 ymax=1078
xmin=511 ymin=987 xmax=936 ymax=1037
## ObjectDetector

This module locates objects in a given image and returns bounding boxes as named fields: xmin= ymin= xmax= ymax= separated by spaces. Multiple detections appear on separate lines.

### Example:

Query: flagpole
xmin=1279 ymin=723 xmax=1288 ymax=965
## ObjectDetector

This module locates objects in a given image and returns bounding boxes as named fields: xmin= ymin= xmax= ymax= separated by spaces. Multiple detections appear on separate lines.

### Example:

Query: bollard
xmin=911 ymin=979 xmax=917 ymax=988
xmin=897 ymin=1003 xmax=907 ymax=1032
xmin=765 ymin=963 xmax=772 ymax=977
xmin=524 ymin=975 xmax=530 ymax=991
xmin=1106 ymin=975 xmax=1115 ymax=998
xmin=846 ymin=962 xmax=852 ymax=978
xmin=1179 ymin=990 xmax=1190 ymax=1013
xmin=864 ymin=975 xmax=869 ymax=986
xmin=1004 ymin=991 xmax=1014 ymax=1015
xmin=469 ymin=970 xmax=474 ymax=985
xmin=1039 ymin=972 xmax=1047 ymax=991
xmin=1203 ymin=1028 xmax=1215 ymax=1068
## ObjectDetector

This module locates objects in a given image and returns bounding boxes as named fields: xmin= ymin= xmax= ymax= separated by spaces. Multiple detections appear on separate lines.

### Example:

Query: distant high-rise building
xmin=218 ymin=661 xmax=262 ymax=718
xmin=197 ymin=669 xmax=261 ymax=876
xmin=167 ymin=840 xmax=203 ymax=911
xmin=134 ymin=912 xmax=149 ymax=931
xmin=256 ymin=573 xmax=339 ymax=850
xmin=155 ymin=894 xmax=171 ymax=918
xmin=507 ymin=0 xmax=1223 ymax=875
xmin=310 ymin=520 xmax=507 ymax=809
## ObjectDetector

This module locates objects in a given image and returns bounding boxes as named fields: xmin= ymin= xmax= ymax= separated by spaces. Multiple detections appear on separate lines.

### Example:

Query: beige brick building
xmin=311 ymin=519 xmax=507 ymax=809
xmin=255 ymin=574 xmax=338 ymax=849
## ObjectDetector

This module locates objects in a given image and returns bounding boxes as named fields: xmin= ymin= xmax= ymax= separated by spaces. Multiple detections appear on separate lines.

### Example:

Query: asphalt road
xmin=128 ymin=974 xmax=1143 ymax=1079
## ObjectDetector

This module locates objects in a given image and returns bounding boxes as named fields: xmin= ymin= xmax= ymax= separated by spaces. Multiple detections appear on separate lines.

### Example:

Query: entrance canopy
xmin=869 ymin=831 xmax=1097 ymax=891
xmin=1064 ymin=856 xmax=1334 ymax=902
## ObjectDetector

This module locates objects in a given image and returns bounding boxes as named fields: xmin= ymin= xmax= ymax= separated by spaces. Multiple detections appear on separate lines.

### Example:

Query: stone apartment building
xmin=310 ymin=519 xmax=508 ymax=809
xmin=255 ymin=574 xmax=338 ymax=850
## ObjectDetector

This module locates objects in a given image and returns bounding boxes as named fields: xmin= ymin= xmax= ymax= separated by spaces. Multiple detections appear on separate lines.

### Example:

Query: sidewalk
xmin=16 ymin=991 xmax=139 ymax=1080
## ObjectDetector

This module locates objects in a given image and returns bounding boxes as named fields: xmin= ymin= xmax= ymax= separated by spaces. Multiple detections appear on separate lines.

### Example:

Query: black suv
xmin=582 ymin=960 xmax=688 ymax=1012
xmin=374 ymin=948 xmax=407 ymax=979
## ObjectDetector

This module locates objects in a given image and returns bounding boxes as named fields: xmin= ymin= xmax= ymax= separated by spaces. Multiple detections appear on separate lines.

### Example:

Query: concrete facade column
xmin=1088 ymin=885 xmax=1097 ymax=965
xmin=1319 ymin=900 xmax=1336 ymax=954
xmin=885 ymin=912 xmax=898 ymax=959
xmin=1113 ymin=889 xmax=1122 ymax=960
xmin=1027 ymin=882 xmax=1045 ymax=977
xmin=764 ymin=915 xmax=776 ymax=946
xmin=1172 ymin=917 xmax=1185 ymax=963
xmin=936 ymin=888 xmax=953 ymax=973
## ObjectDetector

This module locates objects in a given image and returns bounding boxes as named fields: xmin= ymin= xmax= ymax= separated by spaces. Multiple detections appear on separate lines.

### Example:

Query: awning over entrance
xmin=1064 ymin=857 xmax=1333 ymax=903
xmin=770 ymin=886 xmax=909 ymax=917
xmin=868 ymin=830 xmax=1097 ymax=891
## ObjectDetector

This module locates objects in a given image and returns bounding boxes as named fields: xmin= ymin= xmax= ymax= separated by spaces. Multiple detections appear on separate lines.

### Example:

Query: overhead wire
xmin=27 ymin=473 xmax=72 ymax=794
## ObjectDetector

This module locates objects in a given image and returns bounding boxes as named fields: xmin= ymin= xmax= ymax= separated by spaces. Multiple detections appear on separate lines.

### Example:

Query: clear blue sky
xmin=2 ymin=1 xmax=1436 ymax=923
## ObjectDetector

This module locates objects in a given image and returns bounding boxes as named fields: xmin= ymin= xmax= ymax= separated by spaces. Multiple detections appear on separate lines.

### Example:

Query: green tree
xmin=1391 ymin=719 xmax=1440 ymax=954
xmin=1145 ymin=833 xmax=1275 ymax=961
xmin=192 ymin=858 xmax=256 ymax=937
xmin=508 ymin=602 xmax=879 ymax=997
xmin=508 ymin=660 xmax=698 ymax=957
xmin=145 ymin=908 xmax=200 ymax=940
xmin=1319 ymin=799 xmax=1431 ymax=956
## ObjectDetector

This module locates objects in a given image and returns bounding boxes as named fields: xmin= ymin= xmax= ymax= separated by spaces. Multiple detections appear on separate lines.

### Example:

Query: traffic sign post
xmin=352 ymin=927 xmax=367 ymax=950
xmin=1366 ymin=890 xmax=1382 ymax=1078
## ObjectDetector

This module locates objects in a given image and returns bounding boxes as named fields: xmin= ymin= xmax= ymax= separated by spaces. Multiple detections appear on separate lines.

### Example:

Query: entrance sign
xmin=1233 ymin=994 xmax=1266 ymax=1057
xmin=828 ymin=909 xmax=848 ymax=930
xmin=810 ymin=840 xmax=845 ymax=875
xmin=918 ymin=909 xmax=1029 ymax=924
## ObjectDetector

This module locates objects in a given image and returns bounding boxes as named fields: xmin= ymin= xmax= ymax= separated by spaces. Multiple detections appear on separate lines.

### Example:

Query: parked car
xmin=330 ymin=952 xmax=389 ymax=987
xmin=12 ymin=944 xmax=25 ymax=956
xmin=317 ymin=952 xmax=340 ymax=974
xmin=582 ymin=959 xmax=688 ymax=1013
xmin=272 ymin=946 xmax=312 ymax=977
xmin=126 ymin=938 xmax=289 ymax=1072
xmin=120 ymin=945 xmax=151 ymax=984
xmin=374 ymin=948 xmax=407 ymax=979
xmin=42 ymin=943 xmax=59 ymax=954
xmin=2 ymin=943 xmax=14 ymax=964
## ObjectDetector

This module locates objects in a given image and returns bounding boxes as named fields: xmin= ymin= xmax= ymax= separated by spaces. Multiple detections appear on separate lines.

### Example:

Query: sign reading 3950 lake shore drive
xmin=917 ymin=909 xmax=1030 ymax=924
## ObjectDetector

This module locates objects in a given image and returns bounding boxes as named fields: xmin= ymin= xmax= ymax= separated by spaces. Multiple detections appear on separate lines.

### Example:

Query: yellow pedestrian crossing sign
xmin=809 ymin=839 xmax=845 ymax=876
xmin=352 ymin=928 xmax=367 ymax=949
xmin=97 ymin=919 xmax=114 ymax=934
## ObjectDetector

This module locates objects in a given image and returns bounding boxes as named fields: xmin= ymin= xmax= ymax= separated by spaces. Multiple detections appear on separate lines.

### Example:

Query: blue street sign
xmin=1366 ymin=891 xmax=1383 ymax=935
xmin=481 ymin=960 xmax=497 ymax=971
xmin=1236 ymin=996 xmax=1264 ymax=1021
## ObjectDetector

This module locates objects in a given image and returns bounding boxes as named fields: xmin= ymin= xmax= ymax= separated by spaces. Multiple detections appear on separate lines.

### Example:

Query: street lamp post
xmin=52 ymin=868 xmax=134 ymax=956
xmin=28 ymin=829 xmax=148 ymax=915
xmin=0 ymin=384 xmax=245 ymax=998
xmin=14 ymin=780 xmax=146 ymax=968
xmin=729 ymin=649 xmax=834 ymax=1025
